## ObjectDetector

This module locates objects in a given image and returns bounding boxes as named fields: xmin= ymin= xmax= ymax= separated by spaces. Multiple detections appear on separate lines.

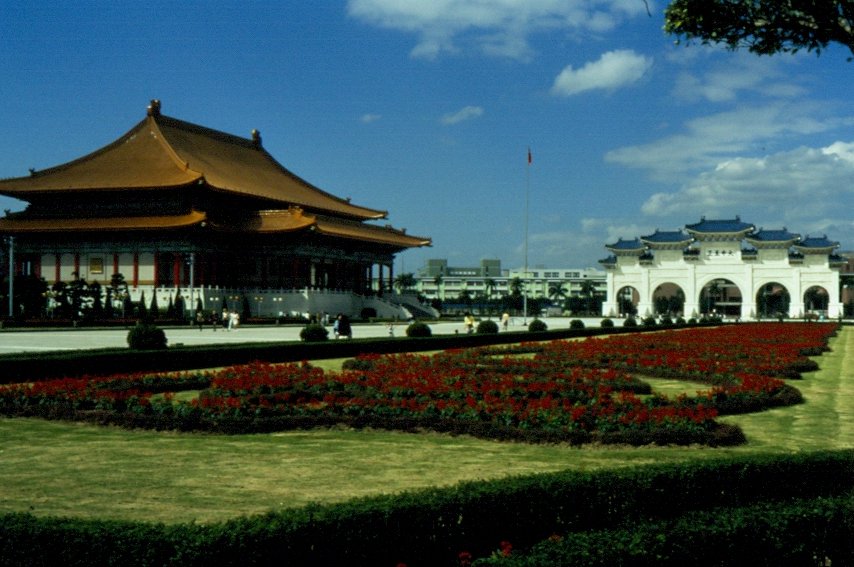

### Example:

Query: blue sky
xmin=1 ymin=1 xmax=853 ymax=274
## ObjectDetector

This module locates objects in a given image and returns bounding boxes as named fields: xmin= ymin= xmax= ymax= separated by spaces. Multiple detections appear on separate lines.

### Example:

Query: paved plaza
xmin=0 ymin=317 xmax=608 ymax=355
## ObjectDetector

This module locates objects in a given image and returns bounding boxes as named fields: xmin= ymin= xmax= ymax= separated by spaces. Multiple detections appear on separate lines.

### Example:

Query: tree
xmin=665 ymin=0 xmax=854 ymax=58
xmin=579 ymin=280 xmax=598 ymax=315
xmin=483 ymin=277 xmax=497 ymax=299
xmin=508 ymin=277 xmax=524 ymax=298
xmin=393 ymin=273 xmax=417 ymax=293
xmin=548 ymin=282 xmax=569 ymax=306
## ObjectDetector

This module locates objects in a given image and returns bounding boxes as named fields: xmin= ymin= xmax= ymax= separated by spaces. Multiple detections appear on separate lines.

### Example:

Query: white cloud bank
xmin=639 ymin=141 xmax=854 ymax=245
xmin=347 ymin=0 xmax=649 ymax=60
xmin=441 ymin=105 xmax=484 ymax=125
xmin=550 ymin=49 xmax=652 ymax=96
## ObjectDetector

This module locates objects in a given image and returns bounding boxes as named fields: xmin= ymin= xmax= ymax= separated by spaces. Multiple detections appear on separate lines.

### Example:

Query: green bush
xmin=675 ymin=316 xmax=686 ymax=326
xmin=126 ymin=323 xmax=167 ymax=350
xmin=406 ymin=321 xmax=432 ymax=337
xmin=600 ymin=318 xmax=614 ymax=328
xmin=623 ymin=317 xmax=638 ymax=328
xmin=642 ymin=316 xmax=657 ymax=327
xmin=687 ymin=317 xmax=697 ymax=325
xmin=528 ymin=319 xmax=548 ymax=332
xmin=477 ymin=320 xmax=499 ymax=334
xmin=660 ymin=316 xmax=674 ymax=326
xmin=569 ymin=319 xmax=585 ymax=330
xmin=299 ymin=324 xmax=329 ymax=342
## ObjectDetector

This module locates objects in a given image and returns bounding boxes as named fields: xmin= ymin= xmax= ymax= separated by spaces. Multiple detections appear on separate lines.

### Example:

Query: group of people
xmin=332 ymin=313 xmax=352 ymax=339
xmin=194 ymin=309 xmax=240 ymax=331
xmin=463 ymin=312 xmax=512 ymax=333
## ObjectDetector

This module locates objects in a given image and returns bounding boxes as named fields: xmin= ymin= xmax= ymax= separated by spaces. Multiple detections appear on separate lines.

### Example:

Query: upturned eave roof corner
xmin=0 ymin=101 xmax=391 ymax=222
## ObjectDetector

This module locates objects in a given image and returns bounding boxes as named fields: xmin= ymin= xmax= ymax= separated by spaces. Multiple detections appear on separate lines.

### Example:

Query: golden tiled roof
xmin=314 ymin=216 xmax=431 ymax=248
xmin=0 ymin=210 xmax=207 ymax=233
xmin=0 ymin=101 xmax=387 ymax=221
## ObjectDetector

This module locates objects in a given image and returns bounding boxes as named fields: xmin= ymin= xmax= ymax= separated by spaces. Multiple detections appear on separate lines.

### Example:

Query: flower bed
xmin=0 ymin=323 xmax=838 ymax=446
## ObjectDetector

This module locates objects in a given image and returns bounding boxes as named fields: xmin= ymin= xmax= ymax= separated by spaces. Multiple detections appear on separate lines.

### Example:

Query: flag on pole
xmin=527 ymin=147 xmax=532 ymax=165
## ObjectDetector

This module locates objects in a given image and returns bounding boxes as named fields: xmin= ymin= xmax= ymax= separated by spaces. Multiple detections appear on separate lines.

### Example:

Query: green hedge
xmin=475 ymin=494 xmax=854 ymax=566
xmin=2 ymin=451 xmax=851 ymax=566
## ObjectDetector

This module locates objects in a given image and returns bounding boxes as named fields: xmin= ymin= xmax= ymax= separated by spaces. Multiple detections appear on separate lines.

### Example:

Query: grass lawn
xmin=1 ymin=327 xmax=852 ymax=524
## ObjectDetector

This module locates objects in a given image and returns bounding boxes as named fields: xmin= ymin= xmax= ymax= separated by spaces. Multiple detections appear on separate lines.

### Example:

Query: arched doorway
xmin=700 ymin=278 xmax=742 ymax=317
xmin=652 ymin=283 xmax=685 ymax=316
xmin=803 ymin=286 xmax=829 ymax=316
xmin=616 ymin=286 xmax=639 ymax=316
xmin=755 ymin=282 xmax=790 ymax=319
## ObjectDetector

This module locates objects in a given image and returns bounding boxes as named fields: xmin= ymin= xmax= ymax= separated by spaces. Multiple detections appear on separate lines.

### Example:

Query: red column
xmin=173 ymin=255 xmax=182 ymax=287
xmin=113 ymin=254 xmax=119 ymax=275
xmin=54 ymin=254 xmax=61 ymax=284
xmin=133 ymin=253 xmax=140 ymax=287
xmin=73 ymin=253 xmax=80 ymax=278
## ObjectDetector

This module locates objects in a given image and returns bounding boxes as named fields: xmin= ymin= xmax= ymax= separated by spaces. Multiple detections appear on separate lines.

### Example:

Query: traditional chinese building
xmin=600 ymin=217 xmax=846 ymax=319
xmin=0 ymin=100 xmax=430 ymax=318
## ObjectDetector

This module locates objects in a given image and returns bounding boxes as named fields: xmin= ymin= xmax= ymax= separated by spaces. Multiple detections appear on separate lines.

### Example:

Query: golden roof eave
xmin=313 ymin=217 xmax=431 ymax=249
xmin=0 ymin=210 xmax=207 ymax=233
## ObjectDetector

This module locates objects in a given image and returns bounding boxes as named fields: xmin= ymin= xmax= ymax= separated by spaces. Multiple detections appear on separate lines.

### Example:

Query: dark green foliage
xmin=527 ymin=319 xmax=547 ymax=332
xmin=137 ymin=292 xmax=149 ymax=321
xmin=126 ymin=323 xmax=167 ymax=350
xmin=665 ymin=0 xmax=854 ymax=58
xmin=623 ymin=317 xmax=638 ymax=328
xmin=1 ymin=451 xmax=852 ymax=566
xmin=659 ymin=316 xmax=674 ymax=327
xmin=477 ymin=320 xmax=499 ymax=334
xmin=642 ymin=316 xmax=657 ymax=327
xmin=299 ymin=323 xmax=329 ymax=342
xmin=600 ymin=318 xmax=614 ymax=328
xmin=406 ymin=321 xmax=433 ymax=337
xmin=569 ymin=319 xmax=585 ymax=330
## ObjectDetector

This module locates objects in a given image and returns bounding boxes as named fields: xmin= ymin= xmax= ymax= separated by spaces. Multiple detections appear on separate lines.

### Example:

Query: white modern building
xmin=416 ymin=258 xmax=606 ymax=309
xmin=600 ymin=217 xmax=847 ymax=319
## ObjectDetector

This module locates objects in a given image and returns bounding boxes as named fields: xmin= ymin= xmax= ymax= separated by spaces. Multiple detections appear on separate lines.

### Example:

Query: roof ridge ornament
xmin=147 ymin=99 xmax=161 ymax=117
xmin=251 ymin=129 xmax=262 ymax=148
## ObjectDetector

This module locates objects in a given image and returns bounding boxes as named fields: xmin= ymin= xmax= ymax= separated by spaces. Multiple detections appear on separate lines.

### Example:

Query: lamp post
xmin=6 ymin=236 xmax=13 ymax=318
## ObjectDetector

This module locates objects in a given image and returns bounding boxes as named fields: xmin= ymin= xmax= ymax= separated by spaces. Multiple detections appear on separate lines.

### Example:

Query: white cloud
xmin=550 ymin=49 xmax=652 ymax=96
xmin=347 ymin=0 xmax=650 ymax=60
xmin=639 ymin=142 xmax=854 ymax=245
xmin=605 ymin=102 xmax=846 ymax=180
xmin=360 ymin=113 xmax=382 ymax=123
xmin=441 ymin=105 xmax=484 ymax=125
xmin=672 ymin=56 xmax=806 ymax=103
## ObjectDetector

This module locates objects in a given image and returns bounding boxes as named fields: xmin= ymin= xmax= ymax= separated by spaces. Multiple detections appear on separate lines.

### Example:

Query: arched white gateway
xmin=601 ymin=217 xmax=846 ymax=319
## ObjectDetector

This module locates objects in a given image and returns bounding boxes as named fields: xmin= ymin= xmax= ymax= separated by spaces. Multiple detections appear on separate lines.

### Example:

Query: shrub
xmin=600 ymin=318 xmax=614 ymax=328
xmin=569 ymin=319 xmax=585 ymax=330
xmin=642 ymin=316 xmax=658 ymax=327
xmin=476 ymin=320 xmax=499 ymax=334
xmin=406 ymin=321 xmax=432 ymax=337
xmin=528 ymin=319 xmax=548 ymax=332
xmin=687 ymin=317 xmax=697 ymax=325
xmin=126 ymin=322 xmax=167 ymax=350
xmin=623 ymin=317 xmax=638 ymax=328
xmin=676 ymin=316 xmax=687 ymax=326
xmin=299 ymin=324 xmax=329 ymax=342
xmin=660 ymin=316 xmax=674 ymax=327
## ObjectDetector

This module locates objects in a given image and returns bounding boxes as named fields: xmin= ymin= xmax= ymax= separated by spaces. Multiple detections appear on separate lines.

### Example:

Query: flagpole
xmin=523 ymin=147 xmax=530 ymax=325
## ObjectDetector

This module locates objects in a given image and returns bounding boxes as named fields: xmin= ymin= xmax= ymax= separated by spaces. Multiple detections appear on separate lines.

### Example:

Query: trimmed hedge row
xmin=475 ymin=494 xmax=854 ymax=566
xmin=1 ymin=451 xmax=852 ymax=566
